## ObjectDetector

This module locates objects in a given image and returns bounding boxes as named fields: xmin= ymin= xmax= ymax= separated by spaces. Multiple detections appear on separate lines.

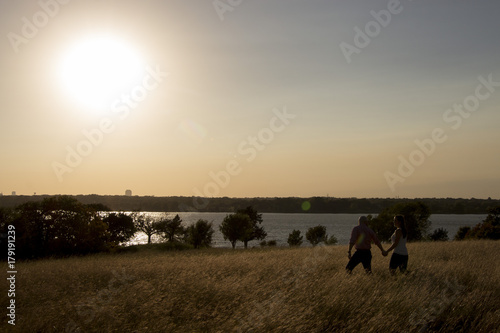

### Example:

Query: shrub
xmin=461 ymin=206 xmax=500 ymax=240
xmin=325 ymin=234 xmax=338 ymax=245
xmin=467 ymin=222 xmax=500 ymax=240
xmin=306 ymin=225 xmax=327 ymax=246
xmin=429 ymin=228 xmax=449 ymax=241
xmin=454 ymin=226 xmax=471 ymax=241
xmin=287 ymin=229 xmax=303 ymax=247
xmin=260 ymin=240 xmax=277 ymax=247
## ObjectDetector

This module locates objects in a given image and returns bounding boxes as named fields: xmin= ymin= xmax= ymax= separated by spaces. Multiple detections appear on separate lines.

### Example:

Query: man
xmin=346 ymin=216 xmax=386 ymax=274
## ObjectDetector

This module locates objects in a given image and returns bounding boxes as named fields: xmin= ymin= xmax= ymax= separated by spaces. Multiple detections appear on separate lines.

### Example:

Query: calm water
xmin=127 ymin=213 xmax=486 ymax=248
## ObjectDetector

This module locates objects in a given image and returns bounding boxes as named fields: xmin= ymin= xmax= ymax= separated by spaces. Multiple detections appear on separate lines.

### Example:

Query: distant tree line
xmin=0 ymin=195 xmax=499 ymax=214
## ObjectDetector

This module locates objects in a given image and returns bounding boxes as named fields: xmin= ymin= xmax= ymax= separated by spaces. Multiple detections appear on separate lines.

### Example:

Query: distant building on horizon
xmin=125 ymin=189 xmax=132 ymax=196
xmin=11 ymin=191 xmax=16 ymax=196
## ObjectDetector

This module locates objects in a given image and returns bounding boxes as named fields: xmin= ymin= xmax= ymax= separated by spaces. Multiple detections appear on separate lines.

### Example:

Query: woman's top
xmin=391 ymin=229 xmax=408 ymax=255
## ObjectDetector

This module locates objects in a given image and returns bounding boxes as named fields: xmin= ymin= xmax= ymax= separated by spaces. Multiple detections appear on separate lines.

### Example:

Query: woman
xmin=383 ymin=215 xmax=408 ymax=274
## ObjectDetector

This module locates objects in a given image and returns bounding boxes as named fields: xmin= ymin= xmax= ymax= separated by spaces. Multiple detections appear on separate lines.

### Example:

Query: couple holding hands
xmin=346 ymin=215 xmax=408 ymax=275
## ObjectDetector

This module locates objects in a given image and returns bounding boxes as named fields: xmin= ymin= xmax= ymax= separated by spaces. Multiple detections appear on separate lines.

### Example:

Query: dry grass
xmin=3 ymin=241 xmax=500 ymax=332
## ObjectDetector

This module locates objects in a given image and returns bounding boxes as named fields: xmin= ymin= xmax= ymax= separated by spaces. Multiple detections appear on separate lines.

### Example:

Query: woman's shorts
xmin=389 ymin=253 xmax=408 ymax=272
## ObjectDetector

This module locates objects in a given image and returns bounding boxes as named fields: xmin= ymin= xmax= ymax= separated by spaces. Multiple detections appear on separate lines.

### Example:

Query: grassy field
xmin=3 ymin=241 xmax=499 ymax=332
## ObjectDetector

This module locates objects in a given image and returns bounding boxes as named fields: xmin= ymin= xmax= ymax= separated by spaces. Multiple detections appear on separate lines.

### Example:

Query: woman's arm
xmin=386 ymin=229 xmax=402 ymax=253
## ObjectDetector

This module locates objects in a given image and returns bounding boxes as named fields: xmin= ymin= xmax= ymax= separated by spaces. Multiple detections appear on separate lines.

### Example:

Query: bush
xmin=306 ymin=225 xmax=327 ymax=246
xmin=287 ymin=230 xmax=303 ymax=247
xmin=454 ymin=226 xmax=471 ymax=241
xmin=467 ymin=222 xmax=500 ymax=240
xmin=260 ymin=240 xmax=277 ymax=247
xmin=459 ymin=206 xmax=500 ymax=240
xmin=325 ymin=235 xmax=338 ymax=245
xmin=429 ymin=228 xmax=449 ymax=241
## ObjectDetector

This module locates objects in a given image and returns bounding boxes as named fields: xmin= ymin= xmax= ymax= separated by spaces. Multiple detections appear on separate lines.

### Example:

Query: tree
xmin=133 ymin=213 xmax=158 ymax=244
xmin=429 ymin=228 xmax=449 ymax=241
xmin=41 ymin=196 xmax=109 ymax=255
xmin=236 ymin=206 xmax=267 ymax=248
xmin=8 ymin=201 xmax=46 ymax=258
xmin=485 ymin=206 xmax=500 ymax=224
xmin=465 ymin=206 xmax=500 ymax=240
xmin=103 ymin=213 xmax=136 ymax=244
xmin=454 ymin=226 xmax=471 ymax=241
xmin=287 ymin=229 xmax=303 ymax=247
xmin=0 ymin=207 xmax=13 ymax=227
xmin=371 ymin=201 xmax=431 ymax=241
xmin=185 ymin=219 xmax=214 ymax=249
xmin=8 ymin=196 xmax=109 ymax=258
xmin=219 ymin=213 xmax=253 ymax=249
xmin=155 ymin=214 xmax=184 ymax=242
xmin=306 ymin=225 xmax=327 ymax=246
xmin=86 ymin=203 xmax=111 ymax=212
xmin=0 ymin=207 xmax=13 ymax=260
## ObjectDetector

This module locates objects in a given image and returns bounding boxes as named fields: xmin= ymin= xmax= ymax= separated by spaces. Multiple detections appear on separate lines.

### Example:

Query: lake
xmin=126 ymin=213 xmax=486 ymax=248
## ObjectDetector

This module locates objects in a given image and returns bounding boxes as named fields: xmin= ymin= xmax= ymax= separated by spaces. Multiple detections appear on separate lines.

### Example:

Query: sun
xmin=58 ymin=34 xmax=145 ymax=111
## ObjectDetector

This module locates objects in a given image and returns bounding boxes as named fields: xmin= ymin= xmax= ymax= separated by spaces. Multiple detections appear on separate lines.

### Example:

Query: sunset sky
xmin=1 ymin=0 xmax=499 ymax=199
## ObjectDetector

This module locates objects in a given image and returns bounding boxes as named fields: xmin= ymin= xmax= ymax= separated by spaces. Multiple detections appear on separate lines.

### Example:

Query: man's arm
xmin=348 ymin=242 xmax=354 ymax=259
xmin=348 ymin=227 xmax=357 ymax=259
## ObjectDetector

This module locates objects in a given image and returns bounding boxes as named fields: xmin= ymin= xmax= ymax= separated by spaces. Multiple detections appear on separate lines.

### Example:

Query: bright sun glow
xmin=58 ymin=35 xmax=145 ymax=111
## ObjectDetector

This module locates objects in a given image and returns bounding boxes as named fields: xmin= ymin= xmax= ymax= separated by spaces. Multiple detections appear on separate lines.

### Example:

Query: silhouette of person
xmin=383 ymin=215 xmax=409 ymax=275
xmin=346 ymin=216 xmax=386 ymax=274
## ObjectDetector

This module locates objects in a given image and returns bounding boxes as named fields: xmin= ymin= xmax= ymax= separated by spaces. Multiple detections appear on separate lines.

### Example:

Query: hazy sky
xmin=1 ymin=0 xmax=499 ymax=198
